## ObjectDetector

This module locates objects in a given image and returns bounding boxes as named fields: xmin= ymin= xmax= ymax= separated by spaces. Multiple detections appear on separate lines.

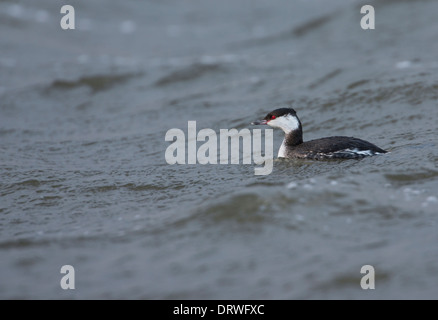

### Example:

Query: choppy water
xmin=1 ymin=0 xmax=438 ymax=299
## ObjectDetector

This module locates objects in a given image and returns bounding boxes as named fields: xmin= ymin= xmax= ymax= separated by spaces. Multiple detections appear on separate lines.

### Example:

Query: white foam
xmin=396 ymin=61 xmax=412 ymax=69
xmin=303 ymin=184 xmax=313 ymax=190
xmin=287 ymin=182 xmax=297 ymax=189
xmin=7 ymin=4 xmax=23 ymax=18
xmin=422 ymin=196 xmax=438 ymax=208
xmin=120 ymin=20 xmax=136 ymax=34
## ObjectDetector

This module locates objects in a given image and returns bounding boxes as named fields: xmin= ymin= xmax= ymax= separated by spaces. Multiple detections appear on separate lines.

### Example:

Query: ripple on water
xmin=46 ymin=72 xmax=142 ymax=94
xmin=385 ymin=169 xmax=438 ymax=184
xmin=155 ymin=63 xmax=225 ymax=87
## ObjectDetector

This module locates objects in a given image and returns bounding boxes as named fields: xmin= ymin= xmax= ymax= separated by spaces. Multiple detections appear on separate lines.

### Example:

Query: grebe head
xmin=252 ymin=107 xmax=301 ymax=134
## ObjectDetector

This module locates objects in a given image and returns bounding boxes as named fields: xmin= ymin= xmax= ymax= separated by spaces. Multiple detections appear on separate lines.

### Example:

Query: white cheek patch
xmin=268 ymin=114 xmax=300 ymax=134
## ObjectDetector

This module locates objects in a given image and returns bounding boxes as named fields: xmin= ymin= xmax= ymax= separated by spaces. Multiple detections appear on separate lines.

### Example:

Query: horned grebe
xmin=252 ymin=107 xmax=387 ymax=159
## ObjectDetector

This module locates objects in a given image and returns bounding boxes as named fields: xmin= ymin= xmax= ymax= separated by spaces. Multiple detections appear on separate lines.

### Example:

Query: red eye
xmin=271 ymin=115 xmax=276 ymax=120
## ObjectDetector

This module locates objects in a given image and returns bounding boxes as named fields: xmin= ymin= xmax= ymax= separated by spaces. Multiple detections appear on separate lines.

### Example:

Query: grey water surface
xmin=1 ymin=0 xmax=438 ymax=299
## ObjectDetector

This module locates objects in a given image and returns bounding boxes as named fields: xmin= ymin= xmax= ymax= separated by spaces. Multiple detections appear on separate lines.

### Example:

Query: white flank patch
xmin=334 ymin=148 xmax=379 ymax=156
xmin=268 ymin=114 xmax=300 ymax=134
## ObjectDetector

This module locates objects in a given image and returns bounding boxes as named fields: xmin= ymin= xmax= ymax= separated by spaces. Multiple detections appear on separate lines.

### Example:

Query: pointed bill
xmin=251 ymin=119 xmax=268 ymax=125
